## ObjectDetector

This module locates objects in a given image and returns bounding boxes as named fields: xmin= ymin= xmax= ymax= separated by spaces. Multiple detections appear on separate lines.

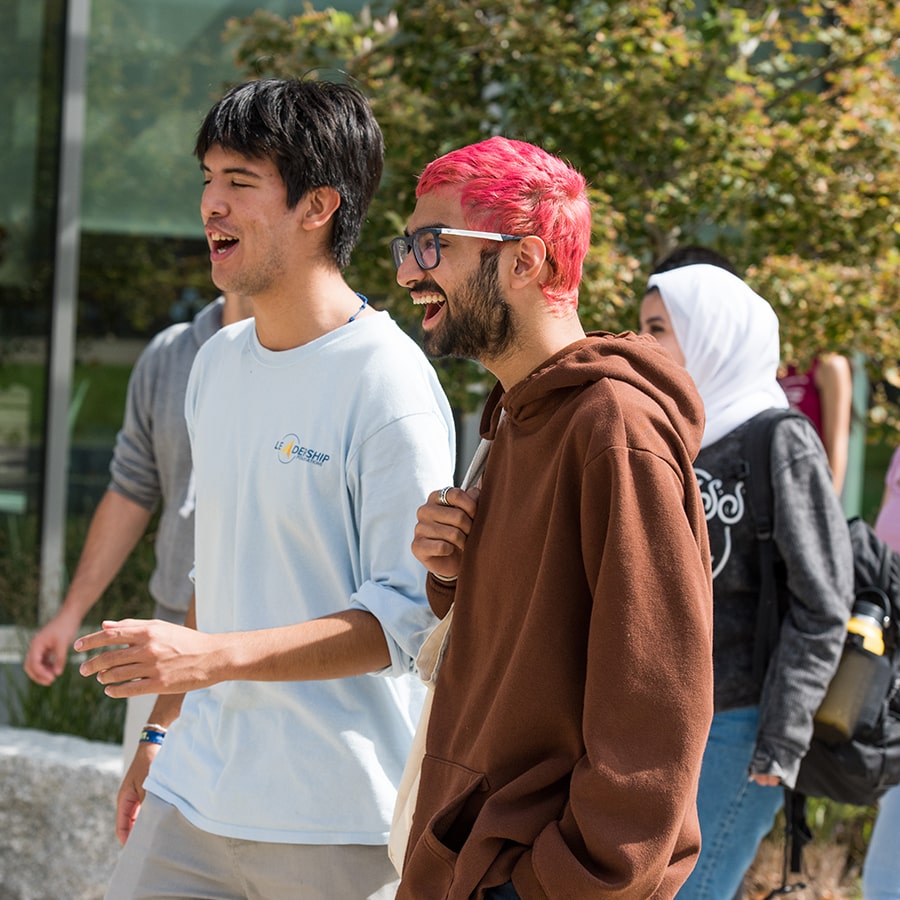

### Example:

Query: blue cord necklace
xmin=348 ymin=293 xmax=368 ymax=323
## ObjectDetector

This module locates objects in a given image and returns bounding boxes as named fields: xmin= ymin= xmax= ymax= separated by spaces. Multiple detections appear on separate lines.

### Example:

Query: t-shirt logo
xmin=695 ymin=466 xmax=746 ymax=579
xmin=274 ymin=433 xmax=330 ymax=467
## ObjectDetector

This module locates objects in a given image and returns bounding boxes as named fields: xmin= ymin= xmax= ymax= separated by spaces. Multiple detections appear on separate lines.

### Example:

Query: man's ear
xmin=509 ymin=235 xmax=549 ymax=289
xmin=300 ymin=187 xmax=342 ymax=231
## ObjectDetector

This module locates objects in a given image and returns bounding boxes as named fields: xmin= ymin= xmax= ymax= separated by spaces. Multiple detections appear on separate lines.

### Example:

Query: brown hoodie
xmin=398 ymin=333 xmax=714 ymax=900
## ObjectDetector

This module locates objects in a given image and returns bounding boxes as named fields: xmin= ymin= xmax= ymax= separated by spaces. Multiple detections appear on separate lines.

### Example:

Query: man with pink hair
xmin=390 ymin=136 xmax=715 ymax=899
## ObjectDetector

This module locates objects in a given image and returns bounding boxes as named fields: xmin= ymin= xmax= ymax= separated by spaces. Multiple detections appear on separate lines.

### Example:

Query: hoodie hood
xmin=647 ymin=264 xmax=788 ymax=448
xmin=481 ymin=331 xmax=706 ymax=460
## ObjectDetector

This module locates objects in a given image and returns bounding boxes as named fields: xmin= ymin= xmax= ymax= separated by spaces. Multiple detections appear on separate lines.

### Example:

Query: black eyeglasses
xmin=390 ymin=227 xmax=523 ymax=271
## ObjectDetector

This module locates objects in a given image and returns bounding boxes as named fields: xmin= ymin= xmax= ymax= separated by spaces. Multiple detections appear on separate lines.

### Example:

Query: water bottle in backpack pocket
xmin=813 ymin=592 xmax=892 ymax=744
xmin=795 ymin=519 xmax=900 ymax=806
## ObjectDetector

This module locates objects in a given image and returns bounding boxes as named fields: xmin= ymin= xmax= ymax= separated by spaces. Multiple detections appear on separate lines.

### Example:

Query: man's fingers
xmin=428 ymin=486 xmax=479 ymax=519
xmin=78 ymin=644 xmax=143 ymax=677
xmin=74 ymin=619 xmax=150 ymax=653
xmin=103 ymin=678 xmax=157 ymax=699
xmin=74 ymin=629 xmax=120 ymax=653
xmin=115 ymin=794 xmax=143 ymax=846
xmin=418 ymin=504 xmax=476 ymax=537
xmin=413 ymin=520 xmax=471 ymax=553
xmin=92 ymin=661 xmax=148 ymax=686
xmin=24 ymin=665 xmax=54 ymax=686
xmin=412 ymin=536 xmax=460 ymax=562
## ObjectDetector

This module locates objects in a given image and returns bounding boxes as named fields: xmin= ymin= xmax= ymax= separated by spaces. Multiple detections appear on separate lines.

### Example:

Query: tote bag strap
xmin=389 ymin=428 xmax=495 ymax=874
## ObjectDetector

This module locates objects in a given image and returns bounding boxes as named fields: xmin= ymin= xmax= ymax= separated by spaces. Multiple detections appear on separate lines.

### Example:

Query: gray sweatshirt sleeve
xmin=107 ymin=338 xmax=164 ymax=510
xmin=752 ymin=416 xmax=853 ymax=786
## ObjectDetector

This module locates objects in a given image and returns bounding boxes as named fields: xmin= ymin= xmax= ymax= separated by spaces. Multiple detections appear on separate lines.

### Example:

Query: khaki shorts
xmin=105 ymin=792 xmax=399 ymax=900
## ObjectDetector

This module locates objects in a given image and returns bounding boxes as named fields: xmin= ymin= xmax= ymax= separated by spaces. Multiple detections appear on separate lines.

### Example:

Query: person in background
xmin=652 ymin=245 xmax=854 ymax=496
xmin=76 ymin=77 xmax=455 ymax=899
xmin=651 ymin=244 xmax=738 ymax=278
xmin=640 ymin=263 xmax=853 ymax=899
xmin=778 ymin=353 xmax=854 ymax=496
xmin=861 ymin=443 xmax=900 ymax=900
xmin=393 ymin=136 xmax=714 ymax=899
xmin=23 ymin=291 xmax=252 ymax=763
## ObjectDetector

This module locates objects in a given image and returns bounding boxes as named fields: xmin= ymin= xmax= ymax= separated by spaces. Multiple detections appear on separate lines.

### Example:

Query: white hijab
xmin=646 ymin=263 xmax=788 ymax=449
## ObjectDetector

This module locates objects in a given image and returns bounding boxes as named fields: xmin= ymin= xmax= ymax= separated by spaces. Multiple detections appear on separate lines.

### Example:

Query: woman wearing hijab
xmin=640 ymin=263 xmax=853 ymax=898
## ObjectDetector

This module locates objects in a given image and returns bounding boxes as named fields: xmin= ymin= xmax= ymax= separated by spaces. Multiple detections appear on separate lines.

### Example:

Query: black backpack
xmin=744 ymin=408 xmax=900 ymax=895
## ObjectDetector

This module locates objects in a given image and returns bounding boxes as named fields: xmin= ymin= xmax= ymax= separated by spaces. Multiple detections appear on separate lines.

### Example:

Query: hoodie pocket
xmin=403 ymin=755 xmax=489 ymax=893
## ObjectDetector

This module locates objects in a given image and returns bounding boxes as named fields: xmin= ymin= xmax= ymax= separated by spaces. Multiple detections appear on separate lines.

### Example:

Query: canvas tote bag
xmin=388 ymin=436 xmax=492 ymax=874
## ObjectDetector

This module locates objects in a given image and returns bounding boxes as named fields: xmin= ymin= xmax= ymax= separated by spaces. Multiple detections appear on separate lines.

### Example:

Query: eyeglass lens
xmin=391 ymin=229 xmax=440 ymax=271
xmin=412 ymin=230 xmax=439 ymax=270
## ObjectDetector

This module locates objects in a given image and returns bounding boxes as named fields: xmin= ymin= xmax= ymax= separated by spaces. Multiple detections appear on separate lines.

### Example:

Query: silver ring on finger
xmin=438 ymin=486 xmax=452 ymax=506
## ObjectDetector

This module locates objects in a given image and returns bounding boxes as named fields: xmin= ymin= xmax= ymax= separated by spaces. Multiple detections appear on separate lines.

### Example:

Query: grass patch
xmin=3 ymin=658 xmax=124 ymax=744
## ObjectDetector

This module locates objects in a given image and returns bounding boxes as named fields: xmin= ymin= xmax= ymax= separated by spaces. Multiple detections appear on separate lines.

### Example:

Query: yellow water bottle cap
xmin=848 ymin=599 xmax=886 ymax=656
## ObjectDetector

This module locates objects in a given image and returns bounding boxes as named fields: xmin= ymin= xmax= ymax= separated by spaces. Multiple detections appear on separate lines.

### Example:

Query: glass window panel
xmin=82 ymin=0 xmax=366 ymax=238
xmin=0 ymin=0 xmax=64 ymax=626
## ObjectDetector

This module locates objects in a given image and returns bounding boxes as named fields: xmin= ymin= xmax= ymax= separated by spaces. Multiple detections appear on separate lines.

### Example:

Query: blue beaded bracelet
xmin=139 ymin=728 xmax=165 ymax=745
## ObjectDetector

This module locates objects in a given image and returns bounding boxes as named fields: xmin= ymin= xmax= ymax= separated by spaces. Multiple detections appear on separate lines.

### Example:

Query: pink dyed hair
xmin=417 ymin=136 xmax=591 ymax=312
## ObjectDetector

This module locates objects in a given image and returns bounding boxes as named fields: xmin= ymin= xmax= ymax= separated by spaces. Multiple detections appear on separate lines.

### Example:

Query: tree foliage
xmin=225 ymin=1 xmax=900 ymax=422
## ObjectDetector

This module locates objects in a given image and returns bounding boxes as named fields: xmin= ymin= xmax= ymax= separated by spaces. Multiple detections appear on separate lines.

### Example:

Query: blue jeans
xmin=483 ymin=883 xmax=520 ymax=899
xmin=862 ymin=783 xmax=900 ymax=899
xmin=677 ymin=707 xmax=784 ymax=899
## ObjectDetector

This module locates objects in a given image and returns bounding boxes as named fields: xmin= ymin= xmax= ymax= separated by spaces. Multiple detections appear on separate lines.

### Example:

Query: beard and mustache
xmin=420 ymin=251 xmax=517 ymax=363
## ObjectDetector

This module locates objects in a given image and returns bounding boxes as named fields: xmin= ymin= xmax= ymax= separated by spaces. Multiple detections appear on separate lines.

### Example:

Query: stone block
xmin=0 ymin=726 xmax=122 ymax=900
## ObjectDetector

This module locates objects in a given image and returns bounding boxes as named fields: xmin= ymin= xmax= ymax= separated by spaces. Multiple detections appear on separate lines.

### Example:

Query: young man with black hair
xmin=78 ymin=78 xmax=455 ymax=899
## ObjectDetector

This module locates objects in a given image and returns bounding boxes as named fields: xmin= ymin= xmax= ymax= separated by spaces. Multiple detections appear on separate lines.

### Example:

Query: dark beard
xmin=423 ymin=252 xmax=515 ymax=362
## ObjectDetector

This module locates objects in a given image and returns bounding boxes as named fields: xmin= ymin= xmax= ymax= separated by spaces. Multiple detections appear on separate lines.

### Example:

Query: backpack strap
xmin=878 ymin=529 xmax=894 ymax=619
xmin=744 ymin=408 xmax=805 ymax=681
xmin=763 ymin=788 xmax=811 ymax=898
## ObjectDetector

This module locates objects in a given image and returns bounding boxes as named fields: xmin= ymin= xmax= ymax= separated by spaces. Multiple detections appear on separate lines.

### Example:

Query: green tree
xmin=73 ymin=2 xmax=247 ymax=340
xmin=226 ymin=1 xmax=900 ymax=423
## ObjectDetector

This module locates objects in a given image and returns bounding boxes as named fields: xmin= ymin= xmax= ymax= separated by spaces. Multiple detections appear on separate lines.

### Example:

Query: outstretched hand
xmin=76 ymin=619 xmax=221 ymax=697
xmin=411 ymin=485 xmax=480 ymax=581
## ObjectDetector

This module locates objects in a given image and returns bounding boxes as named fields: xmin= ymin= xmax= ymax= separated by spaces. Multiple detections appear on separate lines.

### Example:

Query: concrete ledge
xmin=0 ymin=726 xmax=122 ymax=900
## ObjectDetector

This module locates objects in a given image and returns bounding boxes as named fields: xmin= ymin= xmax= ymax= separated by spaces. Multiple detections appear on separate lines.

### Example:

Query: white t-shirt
xmin=144 ymin=311 xmax=455 ymax=844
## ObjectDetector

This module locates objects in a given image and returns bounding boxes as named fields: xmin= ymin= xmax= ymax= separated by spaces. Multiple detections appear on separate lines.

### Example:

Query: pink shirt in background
xmin=778 ymin=360 xmax=823 ymax=437
xmin=874 ymin=446 xmax=900 ymax=554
